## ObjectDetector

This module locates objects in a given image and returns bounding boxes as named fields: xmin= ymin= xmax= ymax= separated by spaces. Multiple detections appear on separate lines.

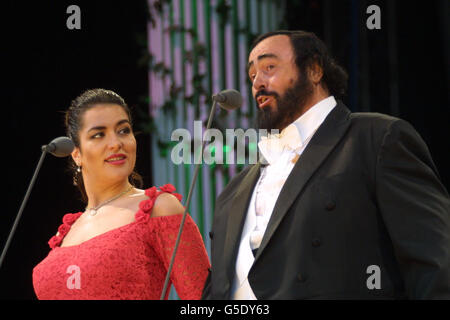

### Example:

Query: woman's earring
xmin=73 ymin=166 xmax=81 ymax=186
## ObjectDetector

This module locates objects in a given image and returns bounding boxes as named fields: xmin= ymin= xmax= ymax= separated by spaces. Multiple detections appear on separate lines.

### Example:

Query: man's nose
xmin=252 ymin=72 xmax=267 ymax=92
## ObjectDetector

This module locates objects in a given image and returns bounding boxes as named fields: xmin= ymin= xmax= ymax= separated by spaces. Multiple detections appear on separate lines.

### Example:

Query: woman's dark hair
xmin=251 ymin=30 xmax=348 ymax=100
xmin=65 ymin=88 xmax=143 ymax=203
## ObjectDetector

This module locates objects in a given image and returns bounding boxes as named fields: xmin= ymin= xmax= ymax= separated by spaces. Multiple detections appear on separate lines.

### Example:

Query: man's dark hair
xmin=251 ymin=30 xmax=348 ymax=100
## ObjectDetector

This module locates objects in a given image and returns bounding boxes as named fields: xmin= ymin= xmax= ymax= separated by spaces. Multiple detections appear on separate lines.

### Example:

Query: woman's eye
xmin=119 ymin=127 xmax=131 ymax=135
xmin=91 ymin=132 xmax=104 ymax=139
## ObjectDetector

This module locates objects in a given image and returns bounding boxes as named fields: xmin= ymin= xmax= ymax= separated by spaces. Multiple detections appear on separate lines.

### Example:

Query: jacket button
xmin=312 ymin=238 xmax=322 ymax=247
xmin=325 ymin=200 xmax=336 ymax=211
xmin=297 ymin=273 xmax=307 ymax=282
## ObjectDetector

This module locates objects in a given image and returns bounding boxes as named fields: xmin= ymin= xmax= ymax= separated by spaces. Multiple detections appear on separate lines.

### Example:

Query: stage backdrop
xmin=145 ymin=0 xmax=285 ymax=298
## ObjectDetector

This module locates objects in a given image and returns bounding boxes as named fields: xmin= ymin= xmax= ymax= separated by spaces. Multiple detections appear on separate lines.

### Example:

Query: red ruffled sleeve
xmin=152 ymin=214 xmax=210 ymax=299
xmin=48 ymin=212 xmax=83 ymax=249
xmin=139 ymin=184 xmax=210 ymax=299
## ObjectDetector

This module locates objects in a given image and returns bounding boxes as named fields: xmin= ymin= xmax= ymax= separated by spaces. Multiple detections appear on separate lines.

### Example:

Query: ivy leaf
xmin=184 ymin=95 xmax=195 ymax=105
xmin=161 ymin=100 xmax=176 ymax=114
xmin=216 ymin=1 xmax=232 ymax=26
xmin=137 ymin=51 xmax=153 ymax=68
xmin=170 ymin=84 xmax=183 ymax=99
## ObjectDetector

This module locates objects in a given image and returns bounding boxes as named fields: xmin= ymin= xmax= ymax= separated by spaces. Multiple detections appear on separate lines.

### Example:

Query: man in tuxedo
xmin=202 ymin=30 xmax=450 ymax=299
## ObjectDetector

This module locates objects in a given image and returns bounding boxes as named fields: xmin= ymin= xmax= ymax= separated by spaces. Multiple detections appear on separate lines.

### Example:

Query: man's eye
xmin=267 ymin=64 xmax=275 ymax=70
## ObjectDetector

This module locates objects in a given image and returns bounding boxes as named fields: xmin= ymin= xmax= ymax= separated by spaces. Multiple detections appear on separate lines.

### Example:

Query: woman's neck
xmin=84 ymin=180 xmax=132 ymax=209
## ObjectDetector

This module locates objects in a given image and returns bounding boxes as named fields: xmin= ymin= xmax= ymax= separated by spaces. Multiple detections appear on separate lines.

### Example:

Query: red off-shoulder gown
xmin=32 ymin=184 xmax=210 ymax=300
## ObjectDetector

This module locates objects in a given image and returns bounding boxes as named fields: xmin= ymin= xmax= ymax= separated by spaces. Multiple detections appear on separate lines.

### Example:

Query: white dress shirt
xmin=231 ymin=96 xmax=337 ymax=300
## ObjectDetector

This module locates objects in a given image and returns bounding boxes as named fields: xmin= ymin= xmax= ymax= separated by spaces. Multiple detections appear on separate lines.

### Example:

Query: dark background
xmin=1 ymin=1 xmax=151 ymax=299
xmin=1 ymin=0 xmax=449 ymax=299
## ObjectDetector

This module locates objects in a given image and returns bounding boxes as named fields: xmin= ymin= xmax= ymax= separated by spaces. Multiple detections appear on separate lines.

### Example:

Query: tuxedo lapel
xmin=222 ymin=163 xmax=261 ymax=282
xmin=254 ymin=102 xmax=351 ymax=261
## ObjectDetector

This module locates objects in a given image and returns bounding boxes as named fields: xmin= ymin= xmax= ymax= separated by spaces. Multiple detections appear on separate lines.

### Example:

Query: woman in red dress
xmin=32 ymin=89 xmax=210 ymax=299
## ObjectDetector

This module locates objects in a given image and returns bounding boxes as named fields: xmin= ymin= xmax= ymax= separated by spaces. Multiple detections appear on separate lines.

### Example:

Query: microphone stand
xmin=0 ymin=145 xmax=50 ymax=270
xmin=160 ymin=99 xmax=218 ymax=300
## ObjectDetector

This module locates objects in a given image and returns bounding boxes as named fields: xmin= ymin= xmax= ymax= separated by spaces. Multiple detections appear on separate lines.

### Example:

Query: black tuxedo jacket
xmin=202 ymin=101 xmax=450 ymax=299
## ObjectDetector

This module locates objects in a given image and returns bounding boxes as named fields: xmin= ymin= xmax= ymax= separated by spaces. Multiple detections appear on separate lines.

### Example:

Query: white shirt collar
xmin=258 ymin=96 xmax=337 ymax=165
xmin=291 ymin=95 xmax=337 ymax=146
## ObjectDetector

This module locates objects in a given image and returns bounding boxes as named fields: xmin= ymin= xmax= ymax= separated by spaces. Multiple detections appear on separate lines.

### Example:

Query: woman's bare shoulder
xmin=152 ymin=192 xmax=185 ymax=217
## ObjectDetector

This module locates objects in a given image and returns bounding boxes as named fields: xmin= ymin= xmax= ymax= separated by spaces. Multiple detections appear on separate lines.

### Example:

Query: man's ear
xmin=71 ymin=147 xmax=81 ymax=167
xmin=308 ymin=62 xmax=324 ymax=85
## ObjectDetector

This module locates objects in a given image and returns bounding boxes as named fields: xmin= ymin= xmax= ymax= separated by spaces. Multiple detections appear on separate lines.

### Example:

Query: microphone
xmin=160 ymin=89 xmax=242 ymax=299
xmin=0 ymin=137 xmax=74 ymax=270
xmin=42 ymin=136 xmax=75 ymax=157
xmin=212 ymin=89 xmax=243 ymax=110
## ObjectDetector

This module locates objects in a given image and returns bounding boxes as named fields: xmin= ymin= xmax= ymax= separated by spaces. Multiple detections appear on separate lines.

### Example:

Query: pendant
xmin=89 ymin=208 xmax=97 ymax=216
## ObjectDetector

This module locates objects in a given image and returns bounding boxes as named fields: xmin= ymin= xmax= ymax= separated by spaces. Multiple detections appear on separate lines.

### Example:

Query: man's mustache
xmin=254 ymin=90 xmax=279 ymax=109
xmin=255 ymin=89 xmax=279 ymax=100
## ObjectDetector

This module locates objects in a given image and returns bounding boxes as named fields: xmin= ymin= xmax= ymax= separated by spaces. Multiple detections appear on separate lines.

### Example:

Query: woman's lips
xmin=105 ymin=154 xmax=127 ymax=165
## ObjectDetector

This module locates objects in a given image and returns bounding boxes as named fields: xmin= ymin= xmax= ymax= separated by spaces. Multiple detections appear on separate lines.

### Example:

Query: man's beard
xmin=256 ymin=74 xmax=314 ymax=131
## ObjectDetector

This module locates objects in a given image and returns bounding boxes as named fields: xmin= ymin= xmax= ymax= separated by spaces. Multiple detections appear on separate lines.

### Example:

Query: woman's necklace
xmin=86 ymin=185 xmax=133 ymax=216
